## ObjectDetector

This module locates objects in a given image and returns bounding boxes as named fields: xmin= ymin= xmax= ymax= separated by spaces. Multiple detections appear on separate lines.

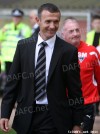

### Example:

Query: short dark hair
xmin=38 ymin=3 xmax=61 ymax=18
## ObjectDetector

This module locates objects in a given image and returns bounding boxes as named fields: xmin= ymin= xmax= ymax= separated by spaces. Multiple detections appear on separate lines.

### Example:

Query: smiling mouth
xmin=73 ymin=37 xmax=80 ymax=39
xmin=50 ymin=30 xmax=56 ymax=33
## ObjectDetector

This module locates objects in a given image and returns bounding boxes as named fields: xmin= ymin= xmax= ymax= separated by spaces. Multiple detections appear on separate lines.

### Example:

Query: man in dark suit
xmin=0 ymin=3 xmax=84 ymax=134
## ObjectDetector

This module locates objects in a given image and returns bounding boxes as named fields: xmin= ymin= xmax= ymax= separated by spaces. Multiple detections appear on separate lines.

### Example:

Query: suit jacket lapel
xmin=27 ymin=36 xmax=37 ymax=74
xmin=47 ymin=36 xmax=63 ymax=84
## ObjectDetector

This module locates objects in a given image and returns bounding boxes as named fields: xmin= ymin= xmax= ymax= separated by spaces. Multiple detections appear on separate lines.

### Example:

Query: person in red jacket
xmin=61 ymin=17 xmax=100 ymax=134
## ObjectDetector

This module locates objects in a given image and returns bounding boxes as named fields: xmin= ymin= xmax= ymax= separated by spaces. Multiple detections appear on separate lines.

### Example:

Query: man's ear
xmin=61 ymin=32 xmax=65 ymax=39
xmin=36 ymin=17 xmax=40 ymax=24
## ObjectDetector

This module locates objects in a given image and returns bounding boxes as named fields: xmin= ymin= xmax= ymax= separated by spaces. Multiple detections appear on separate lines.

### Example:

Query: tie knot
xmin=41 ymin=42 xmax=48 ymax=47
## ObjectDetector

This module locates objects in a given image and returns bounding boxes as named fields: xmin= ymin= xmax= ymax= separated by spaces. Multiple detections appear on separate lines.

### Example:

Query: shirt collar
xmin=33 ymin=23 xmax=39 ymax=29
xmin=37 ymin=34 xmax=56 ymax=49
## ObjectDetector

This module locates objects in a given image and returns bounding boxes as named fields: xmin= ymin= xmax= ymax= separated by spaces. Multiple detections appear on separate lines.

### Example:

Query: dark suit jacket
xmin=1 ymin=35 xmax=84 ymax=134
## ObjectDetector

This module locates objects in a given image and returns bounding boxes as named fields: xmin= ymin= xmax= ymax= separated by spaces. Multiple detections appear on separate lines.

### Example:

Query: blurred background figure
xmin=29 ymin=10 xmax=40 ymax=35
xmin=86 ymin=13 xmax=100 ymax=47
xmin=0 ymin=8 xmax=31 ymax=75
xmin=0 ymin=9 xmax=31 ymax=91
xmin=86 ymin=12 xmax=100 ymax=116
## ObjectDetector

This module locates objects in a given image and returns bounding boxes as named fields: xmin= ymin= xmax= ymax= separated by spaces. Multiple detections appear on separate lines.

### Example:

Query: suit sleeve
xmin=65 ymin=47 xmax=84 ymax=126
xmin=1 ymin=41 xmax=21 ymax=119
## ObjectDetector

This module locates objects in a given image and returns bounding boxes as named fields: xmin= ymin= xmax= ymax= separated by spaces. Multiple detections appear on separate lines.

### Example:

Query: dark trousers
xmin=83 ymin=104 xmax=95 ymax=134
xmin=28 ymin=104 xmax=58 ymax=134
xmin=95 ymin=102 xmax=100 ymax=115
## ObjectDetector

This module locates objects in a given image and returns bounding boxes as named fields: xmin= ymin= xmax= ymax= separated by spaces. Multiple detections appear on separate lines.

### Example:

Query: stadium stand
xmin=0 ymin=0 xmax=99 ymax=9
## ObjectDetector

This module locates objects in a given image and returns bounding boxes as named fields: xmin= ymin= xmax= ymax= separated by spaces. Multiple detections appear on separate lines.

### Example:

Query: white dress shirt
xmin=35 ymin=34 xmax=56 ymax=104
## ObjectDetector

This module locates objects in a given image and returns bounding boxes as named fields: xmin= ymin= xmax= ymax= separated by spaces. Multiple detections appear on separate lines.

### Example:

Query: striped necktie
xmin=34 ymin=42 xmax=47 ymax=101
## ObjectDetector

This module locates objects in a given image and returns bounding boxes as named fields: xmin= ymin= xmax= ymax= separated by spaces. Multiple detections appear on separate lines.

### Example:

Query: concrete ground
xmin=0 ymin=97 xmax=100 ymax=133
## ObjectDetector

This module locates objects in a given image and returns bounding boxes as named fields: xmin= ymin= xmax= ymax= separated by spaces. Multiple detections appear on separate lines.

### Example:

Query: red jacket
xmin=78 ymin=41 xmax=100 ymax=104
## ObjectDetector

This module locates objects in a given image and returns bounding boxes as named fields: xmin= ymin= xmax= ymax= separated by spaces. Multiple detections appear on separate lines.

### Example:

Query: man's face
xmin=38 ymin=10 xmax=60 ymax=40
xmin=62 ymin=20 xmax=81 ymax=47
xmin=12 ymin=16 xmax=23 ymax=25
xmin=92 ymin=19 xmax=100 ymax=32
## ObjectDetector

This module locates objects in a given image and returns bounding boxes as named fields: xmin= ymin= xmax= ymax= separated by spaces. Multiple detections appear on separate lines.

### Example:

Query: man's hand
xmin=0 ymin=118 xmax=9 ymax=132
xmin=73 ymin=125 xmax=83 ymax=134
